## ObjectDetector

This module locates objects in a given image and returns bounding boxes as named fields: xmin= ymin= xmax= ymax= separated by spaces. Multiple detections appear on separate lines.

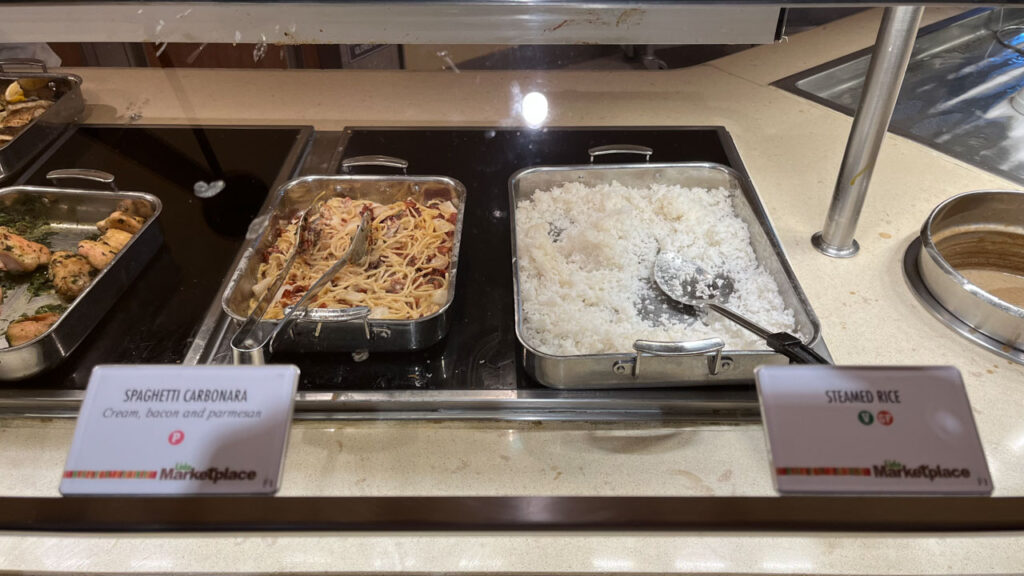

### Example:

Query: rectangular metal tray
xmin=0 ymin=61 xmax=84 ymax=182
xmin=0 ymin=185 xmax=163 ymax=380
xmin=221 ymin=172 xmax=467 ymax=353
xmin=509 ymin=160 xmax=822 ymax=389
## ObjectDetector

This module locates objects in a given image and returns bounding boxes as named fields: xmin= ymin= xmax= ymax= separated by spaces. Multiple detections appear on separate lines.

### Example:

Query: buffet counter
xmin=2 ymin=7 xmax=1024 ymax=574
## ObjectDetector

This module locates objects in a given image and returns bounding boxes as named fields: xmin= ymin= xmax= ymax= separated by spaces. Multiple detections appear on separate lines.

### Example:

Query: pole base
xmin=812 ymin=232 xmax=860 ymax=258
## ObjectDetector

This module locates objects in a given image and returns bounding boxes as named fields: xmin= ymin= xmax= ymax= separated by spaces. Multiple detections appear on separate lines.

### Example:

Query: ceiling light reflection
xmin=762 ymin=559 xmax=816 ymax=572
xmin=1013 ymin=430 xmax=1024 ymax=452
xmin=592 ymin=556 xmax=634 ymax=571
xmin=522 ymin=91 xmax=548 ymax=128
xmin=674 ymin=557 xmax=727 ymax=571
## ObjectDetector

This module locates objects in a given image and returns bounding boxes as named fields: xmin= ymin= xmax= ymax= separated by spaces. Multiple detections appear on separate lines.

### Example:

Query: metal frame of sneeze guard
xmin=813 ymin=6 xmax=925 ymax=258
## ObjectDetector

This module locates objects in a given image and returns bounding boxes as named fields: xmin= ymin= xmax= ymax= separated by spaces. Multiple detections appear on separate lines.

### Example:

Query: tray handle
xmin=46 ymin=169 xmax=118 ymax=192
xmin=269 ymin=306 xmax=375 ymax=353
xmin=0 ymin=58 xmax=47 ymax=73
xmin=340 ymin=155 xmax=409 ymax=174
xmin=630 ymin=337 xmax=725 ymax=377
xmin=588 ymin=145 xmax=653 ymax=163
xmin=232 ymin=307 xmax=375 ymax=365
xmin=285 ymin=306 xmax=372 ymax=323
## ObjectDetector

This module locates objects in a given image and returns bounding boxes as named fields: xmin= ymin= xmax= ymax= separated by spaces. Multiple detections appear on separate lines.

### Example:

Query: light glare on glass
xmin=522 ymin=91 xmax=548 ymax=128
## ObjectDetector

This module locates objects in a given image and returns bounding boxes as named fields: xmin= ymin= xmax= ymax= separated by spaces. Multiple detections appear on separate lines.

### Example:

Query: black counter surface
xmin=2 ymin=125 xmax=309 ymax=389
xmin=3 ymin=125 xmax=755 ymax=392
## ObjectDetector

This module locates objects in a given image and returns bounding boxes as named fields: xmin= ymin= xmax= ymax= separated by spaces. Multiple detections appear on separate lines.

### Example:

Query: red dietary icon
xmin=877 ymin=411 xmax=894 ymax=426
xmin=168 ymin=430 xmax=185 ymax=445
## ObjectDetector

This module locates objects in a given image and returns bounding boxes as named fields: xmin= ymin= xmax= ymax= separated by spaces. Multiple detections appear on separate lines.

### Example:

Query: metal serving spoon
xmin=653 ymin=250 xmax=830 ymax=365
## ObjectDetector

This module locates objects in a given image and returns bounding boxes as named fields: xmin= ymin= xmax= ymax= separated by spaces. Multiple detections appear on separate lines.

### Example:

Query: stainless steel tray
xmin=0 ymin=59 xmax=84 ymax=182
xmin=221 ymin=156 xmax=467 ymax=353
xmin=0 ymin=173 xmax=163 ymax=380
xmin=509 ymin=153 xmax=822 ymax=389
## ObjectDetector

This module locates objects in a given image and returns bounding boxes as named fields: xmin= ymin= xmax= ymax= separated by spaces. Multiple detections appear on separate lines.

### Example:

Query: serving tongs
xmin=231 ymin=210 xmax=372 ymax=365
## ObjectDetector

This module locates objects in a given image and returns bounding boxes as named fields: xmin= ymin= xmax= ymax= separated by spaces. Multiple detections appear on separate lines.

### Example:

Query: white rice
xmin=515 ymin=180 xmax=797 ymax=355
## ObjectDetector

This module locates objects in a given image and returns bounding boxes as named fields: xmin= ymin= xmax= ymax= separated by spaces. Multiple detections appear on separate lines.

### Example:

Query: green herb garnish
xmin=25 ymin=268 xmax=52 ymax=297
xmin=0 ymin=272 xmax=15 ymax=294
xmin=23 ymin=225 xmax=57 ymax=248
xmin=34 ymin=303 xmax=67 ymax=315
xmin=0 ymin=196 xmax=56 ymax=248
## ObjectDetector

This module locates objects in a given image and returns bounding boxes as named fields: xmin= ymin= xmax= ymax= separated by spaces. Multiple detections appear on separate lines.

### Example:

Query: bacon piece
xmin=404 ymin=199 xmax=422 ymax=218
xmin=263 ymin=246 xmax=284 ymax=263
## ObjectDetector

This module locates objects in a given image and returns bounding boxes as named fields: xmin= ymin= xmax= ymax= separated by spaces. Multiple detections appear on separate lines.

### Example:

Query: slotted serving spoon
xmin=653 ymin=250 xmax=829 ymax=365
xmin=231 ymin=211 xmax=372 ymax=364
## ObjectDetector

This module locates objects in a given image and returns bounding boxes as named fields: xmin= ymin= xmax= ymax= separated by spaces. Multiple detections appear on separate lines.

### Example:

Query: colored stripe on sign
xmin=64 ymin=470 xmax=158 ymax=480
xmin=776 ymin=467 xmax=872 ymax=477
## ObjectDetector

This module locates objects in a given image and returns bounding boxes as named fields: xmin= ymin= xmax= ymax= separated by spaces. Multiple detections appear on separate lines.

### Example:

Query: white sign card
xmin=61 ymin=364 xmax=298 ymax=496
xmin=756 ymin=365 xmax=992 ymax=495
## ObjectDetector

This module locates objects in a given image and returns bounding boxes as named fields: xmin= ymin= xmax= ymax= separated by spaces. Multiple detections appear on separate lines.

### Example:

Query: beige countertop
xmin=3 ymin=7 xmax=1024 ymax=574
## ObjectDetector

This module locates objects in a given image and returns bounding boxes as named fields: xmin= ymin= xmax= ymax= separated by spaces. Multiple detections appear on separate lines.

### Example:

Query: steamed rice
xmin=515 ymin=180 xmax=796 ymax=355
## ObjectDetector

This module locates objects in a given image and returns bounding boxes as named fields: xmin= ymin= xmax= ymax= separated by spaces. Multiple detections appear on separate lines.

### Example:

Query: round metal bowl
xmin=913 ymin=190 xmax=1024 ymax=358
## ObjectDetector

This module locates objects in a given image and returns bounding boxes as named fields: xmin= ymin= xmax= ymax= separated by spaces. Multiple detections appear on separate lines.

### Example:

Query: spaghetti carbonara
xmin=252 ymin=195 xmax=458 ymax=320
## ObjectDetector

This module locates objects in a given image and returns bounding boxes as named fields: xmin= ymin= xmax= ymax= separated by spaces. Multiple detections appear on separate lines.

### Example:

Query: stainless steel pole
xmin=812 ymin=6 xmax=924 ymax=258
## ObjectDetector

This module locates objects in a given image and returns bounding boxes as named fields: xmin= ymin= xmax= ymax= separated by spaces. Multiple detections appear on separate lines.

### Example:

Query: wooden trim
xmin=4 ymin=496 xmax=1023 ymax=532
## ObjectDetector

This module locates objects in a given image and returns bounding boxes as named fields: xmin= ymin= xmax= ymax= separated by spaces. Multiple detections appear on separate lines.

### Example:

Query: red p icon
xmin=168 ymin=430 xmax=185 ymax=445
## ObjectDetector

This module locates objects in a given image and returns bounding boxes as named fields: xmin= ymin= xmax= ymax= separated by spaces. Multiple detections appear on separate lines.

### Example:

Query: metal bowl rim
xmin=920 ymin=188 xmax=1024 ymax=320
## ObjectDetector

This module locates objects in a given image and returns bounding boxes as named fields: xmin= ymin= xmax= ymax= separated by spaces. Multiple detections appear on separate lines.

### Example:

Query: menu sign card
xmin=756 ymin=365 xmax=992 ymax=495
xmin=61 ymin=365 xmax=298 ymax=496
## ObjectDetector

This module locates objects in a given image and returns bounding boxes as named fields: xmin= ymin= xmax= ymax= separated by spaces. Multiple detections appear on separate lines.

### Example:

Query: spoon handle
xmin=708 ymin=303 xmax=771 ymax=339
xmin=766 ymin=332 xmax=832 ymax=365
xmin=708 ymin=303 xmax=830 ymax=364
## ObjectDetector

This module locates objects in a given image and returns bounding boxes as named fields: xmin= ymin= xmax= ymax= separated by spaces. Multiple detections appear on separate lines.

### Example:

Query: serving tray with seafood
xmin=0 ymin=172 xmax=162 ymax=380
xmin=0 ymin=59 xmax=84 ymax=181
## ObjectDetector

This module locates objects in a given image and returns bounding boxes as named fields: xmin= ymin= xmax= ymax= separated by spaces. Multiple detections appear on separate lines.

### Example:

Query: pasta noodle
xmin=252 ymin=195 xmax=459 ymax=320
